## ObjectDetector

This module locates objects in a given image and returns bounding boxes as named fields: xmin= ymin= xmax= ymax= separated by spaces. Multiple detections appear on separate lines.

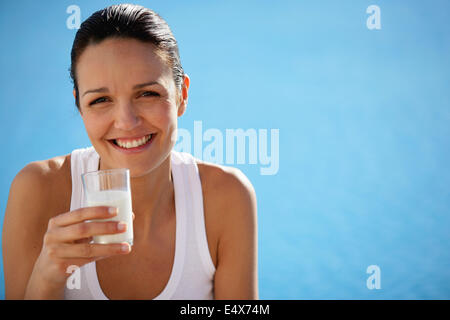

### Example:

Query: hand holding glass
xmin=82 ymin=168 xmax=134 ymax=245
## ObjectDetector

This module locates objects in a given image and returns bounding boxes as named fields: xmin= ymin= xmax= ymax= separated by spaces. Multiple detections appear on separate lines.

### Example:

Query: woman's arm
xmin=213 ymin=168 xmax=258 ymax=300
xmin=2 ymin=162 xmax=52 ymax=299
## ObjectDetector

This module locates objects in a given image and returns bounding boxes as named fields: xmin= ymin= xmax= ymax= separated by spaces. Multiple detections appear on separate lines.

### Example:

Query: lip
xmin=112 ymin=134 xmax=153 ymax=142
xmin=108 ymin=133 xmax=156 ymax=154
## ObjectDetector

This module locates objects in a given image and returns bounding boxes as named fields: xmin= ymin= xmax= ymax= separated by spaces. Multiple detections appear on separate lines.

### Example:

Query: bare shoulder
xmin=10 ymin=154 xmax=71 ymax=207
xmin=196 ymin=159 xmax=257 ymax=250
xmin=4 ymin=154 xmax=72 ymax=236
xmin=196 ymin=159 xmax=256 ymax=196
xmin=13 ymin=154 xmax=70 ymax=185
xmin=196 ymin=160 xmax=257 ymax=215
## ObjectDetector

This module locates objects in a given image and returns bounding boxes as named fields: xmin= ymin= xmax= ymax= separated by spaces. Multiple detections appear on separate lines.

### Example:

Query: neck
xmin=130 ymin=157 xmax=174 ymax=219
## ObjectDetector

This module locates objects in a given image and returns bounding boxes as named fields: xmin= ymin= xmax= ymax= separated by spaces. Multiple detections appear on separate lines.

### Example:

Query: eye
xmin=89 ymin=97 xmax=108 ymax=106
xmin=141 ymin=91 xmax=160 ymax=97
xmin=87 ymin=91 xmax=159 ymax=106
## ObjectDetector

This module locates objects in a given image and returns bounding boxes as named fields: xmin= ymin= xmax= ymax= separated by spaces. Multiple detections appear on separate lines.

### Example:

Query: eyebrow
xmin=82 ymin=81 xmax=161 ymax=97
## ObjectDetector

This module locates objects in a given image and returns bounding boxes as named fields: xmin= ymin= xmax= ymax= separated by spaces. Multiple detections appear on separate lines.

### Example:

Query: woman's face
xmin=75 ymin=38 xmax=188 ymax=177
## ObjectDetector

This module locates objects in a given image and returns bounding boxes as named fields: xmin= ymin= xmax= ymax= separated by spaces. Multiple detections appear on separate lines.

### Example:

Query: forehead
xmin=76 ymin=37 xmax=173 ymax=92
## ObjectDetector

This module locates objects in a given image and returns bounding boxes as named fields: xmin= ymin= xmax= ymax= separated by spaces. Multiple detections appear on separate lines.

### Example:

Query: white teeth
xmin=115 ymin=134 xmax=151 ymax=149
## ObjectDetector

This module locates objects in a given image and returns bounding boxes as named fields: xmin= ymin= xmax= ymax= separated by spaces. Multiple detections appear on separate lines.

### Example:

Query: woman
xmin=2 ymin=4 xmax=257 ymax=300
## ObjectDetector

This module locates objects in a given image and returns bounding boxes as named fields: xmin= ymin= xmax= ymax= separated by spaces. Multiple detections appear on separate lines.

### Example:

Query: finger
xmin=50 ymin=206 xmax=117 ymax=228
xmin=56 ymin=242 xmax=131 ymax=259
xmin=74 ymin=237 xmax=93 ymax=244
xmin=49 ymin=221 xmax=127 ymax=243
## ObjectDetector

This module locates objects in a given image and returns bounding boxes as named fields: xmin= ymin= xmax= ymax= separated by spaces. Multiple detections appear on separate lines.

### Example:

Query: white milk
xmin=85 ymin=189 xmax=134 ymax=245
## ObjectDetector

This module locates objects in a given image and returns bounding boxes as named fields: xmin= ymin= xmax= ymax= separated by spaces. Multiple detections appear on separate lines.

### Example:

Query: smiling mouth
xmin=109 ymin=134 xmax=154 ymax=149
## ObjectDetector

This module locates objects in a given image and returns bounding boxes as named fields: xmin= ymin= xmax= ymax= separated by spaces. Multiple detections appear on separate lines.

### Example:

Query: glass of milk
xmin=81 ymin=168 xmax=134 ymax=246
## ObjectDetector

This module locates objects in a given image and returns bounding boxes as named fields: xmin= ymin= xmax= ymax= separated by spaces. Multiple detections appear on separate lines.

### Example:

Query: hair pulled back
xmin=69 ymin=4 xmax=184 ymax=109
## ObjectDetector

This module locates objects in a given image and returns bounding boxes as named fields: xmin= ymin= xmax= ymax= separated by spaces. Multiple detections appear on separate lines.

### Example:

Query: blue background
xmin=1 ymin=0 xmax=449 ymax=299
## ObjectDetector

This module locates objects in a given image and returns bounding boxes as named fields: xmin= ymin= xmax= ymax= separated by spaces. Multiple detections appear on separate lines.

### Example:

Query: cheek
xmin=145 ymin=102 xmax=178 ymax=147
xmin=81 ymin=113 xmax=110 ymax=139
xmin=145 ymin=101 xmax=178 ymax=130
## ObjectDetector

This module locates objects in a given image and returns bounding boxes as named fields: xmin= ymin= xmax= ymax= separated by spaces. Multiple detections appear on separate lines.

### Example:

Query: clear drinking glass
xmin=81 ymin=168 xmax=134 ymax=246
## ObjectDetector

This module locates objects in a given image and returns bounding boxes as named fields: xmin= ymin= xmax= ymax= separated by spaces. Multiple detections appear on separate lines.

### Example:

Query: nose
xmin=113 ymin=101 xmax=142 ymax=131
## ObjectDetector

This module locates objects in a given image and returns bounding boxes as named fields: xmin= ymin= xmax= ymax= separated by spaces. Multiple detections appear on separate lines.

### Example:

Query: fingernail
xmin=117 ymin=222 xmax=127 ymax=231
xmin=121 ymin=243 xmax=130 ymax=252
xmin=108 ymin=207 xmax=118 ymax=215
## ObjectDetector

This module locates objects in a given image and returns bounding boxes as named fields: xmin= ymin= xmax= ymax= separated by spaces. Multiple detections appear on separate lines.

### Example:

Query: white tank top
xmin=63 ymin=146 xmax=215 ymax=299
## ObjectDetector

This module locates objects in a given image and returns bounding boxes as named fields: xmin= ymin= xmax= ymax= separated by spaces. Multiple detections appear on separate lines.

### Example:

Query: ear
xmin=177 ymin=74 xmax=190 ymax=117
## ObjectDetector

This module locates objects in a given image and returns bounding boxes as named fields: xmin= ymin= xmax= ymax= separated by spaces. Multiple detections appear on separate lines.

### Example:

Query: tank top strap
xmin=172 ymin=151 xmax=216 ymax=277
xmin=70 ymin=146 xmax=99 ymax=211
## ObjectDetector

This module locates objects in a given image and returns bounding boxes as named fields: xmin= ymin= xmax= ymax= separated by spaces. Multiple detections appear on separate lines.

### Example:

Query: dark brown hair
xmin=69 ymin=4 xmax=184 ymax=109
